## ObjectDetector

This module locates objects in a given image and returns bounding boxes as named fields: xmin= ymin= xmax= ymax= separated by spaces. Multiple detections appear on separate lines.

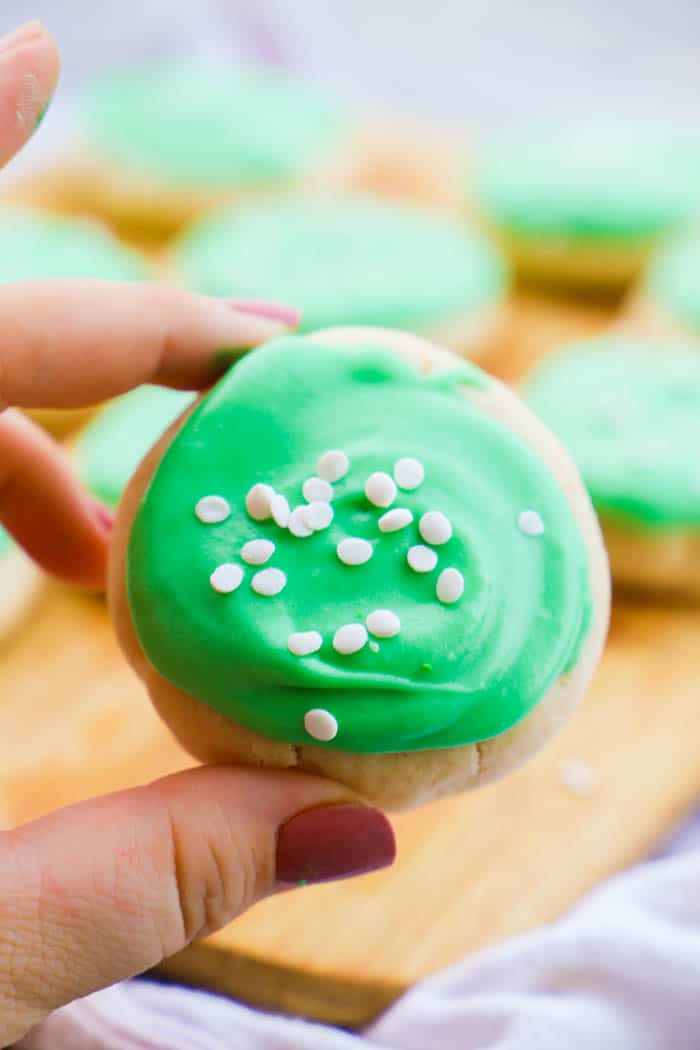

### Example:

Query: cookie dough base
xmin=603 ymin=518 xmax=700 ymax=598
xmin=28 ymin=405 xmax=98 ymax=438
xmin=0 ymin=545 xmax=42 ymax=640
xmin=109 ymin=327 xmax=609 ymax=811
xmin=309 ymin=119 xmax=466 ymax=215
xmin=426 ymin=302 xmax=505 ymax=364
xmin=616 ymin=294 xmax=700 ymax=345
xmin=483 ymin=224 xmax=657 ymax=291
xmin=26 ymin=146 xmax=264 ymax=245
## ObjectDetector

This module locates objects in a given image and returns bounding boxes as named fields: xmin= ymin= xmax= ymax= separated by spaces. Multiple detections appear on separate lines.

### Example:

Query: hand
xmin=0 ymin=23 xmax=395 ymax=1045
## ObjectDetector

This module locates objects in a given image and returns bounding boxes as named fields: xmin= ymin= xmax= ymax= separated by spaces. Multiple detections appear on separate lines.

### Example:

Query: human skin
xmin=0 ymin=23 xmax=395 ymax=1045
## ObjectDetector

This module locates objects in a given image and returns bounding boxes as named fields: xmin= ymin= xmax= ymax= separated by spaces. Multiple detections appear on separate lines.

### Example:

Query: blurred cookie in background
xmin=74 ymin=384 xmax=195 ymax=514
xmin=0 ymin=207 xmax=151 ymax=435
xmin=43 ymin=62 xmax=351 ymax=243
xmin=471 ymin=121 xmax=700 ymax=292
xmin=626 ymin=230 xmax=700 ymax=342
xmin=171 ymin=194 xmax=509 ymax=361
xmin=524 ymin=335 xmax=700 ymax=597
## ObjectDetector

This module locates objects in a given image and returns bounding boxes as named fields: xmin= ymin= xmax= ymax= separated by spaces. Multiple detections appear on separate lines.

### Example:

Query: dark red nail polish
xmin=276 ymin=805 xmax=396 ymax=885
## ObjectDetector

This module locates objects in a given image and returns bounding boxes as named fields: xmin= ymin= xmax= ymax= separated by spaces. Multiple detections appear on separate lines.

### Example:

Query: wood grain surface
xmin=2 ymin=293 xmax=698 ymax=1029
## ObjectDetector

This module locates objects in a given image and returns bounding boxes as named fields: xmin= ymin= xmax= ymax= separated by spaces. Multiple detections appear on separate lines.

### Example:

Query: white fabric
xmin=18 ymin=817 xmax=700 ymax=1050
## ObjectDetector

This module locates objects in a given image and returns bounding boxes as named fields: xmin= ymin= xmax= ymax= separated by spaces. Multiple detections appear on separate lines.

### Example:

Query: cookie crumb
xmin=560 ymin=758 xmax=595 ymax=796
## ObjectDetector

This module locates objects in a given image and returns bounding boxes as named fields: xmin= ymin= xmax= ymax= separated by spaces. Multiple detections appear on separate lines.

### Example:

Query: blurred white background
xmin=3 ymin=0 xmax=700 ymax=171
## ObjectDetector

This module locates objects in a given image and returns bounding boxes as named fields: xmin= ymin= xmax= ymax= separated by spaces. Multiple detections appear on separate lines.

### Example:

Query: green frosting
xmin=0 ymin=209 xmax=149 ymax=282
xmin=474 ymin=122 xmax=700 ymax=241
xmin=83 ymin=63 xmax=347 ymax=187
xmin=0 ymin=527 xmax=12 ymax=558
xmin=127 ymin=336 xmax=592 ymax=754
xmin=174 ymin=196 xmax=507 ymax=331
xmin=76 ymin=386 xmax=195 ymax=509
xmin=644 ymin=231 xmax=700 ymax=333
xmin=525 ymin=337 xmax=700 ymax=529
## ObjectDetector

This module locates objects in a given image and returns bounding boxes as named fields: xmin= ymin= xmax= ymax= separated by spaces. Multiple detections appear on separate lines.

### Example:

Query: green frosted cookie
xmin=82 ymin=63 xmax=348 ymax=188
xmin=173 ymin=195 xmax=507 ymax=336
xmin=642 ymin=231 xmax=700 ymax=335
xmin=127 ymin=334 xmax=593 ymax=754
xmin=76 ymin=386 xmax=195 ymax=509
xmin=0 ymin=208 xmax=149 ymax=282
xmin=474 ymin=122 xmax=700 ymax=243
xmin=525 ymin=336 xmax=700 ymax=529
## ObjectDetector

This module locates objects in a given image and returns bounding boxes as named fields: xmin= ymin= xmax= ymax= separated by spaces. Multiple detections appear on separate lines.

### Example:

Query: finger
xmin=0 ymin=409 xmax=111 ymax=588
xmin=0 ymin=281 xmax=301 ymax=409
xmin=0 ymin=766 xmax=395 ymax=1041
xmin=0 ymin=21 xmax=59 ymax=169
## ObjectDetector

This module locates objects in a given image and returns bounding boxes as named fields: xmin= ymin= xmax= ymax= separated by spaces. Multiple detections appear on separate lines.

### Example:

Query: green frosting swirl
xmin=127 ymin=336 xmax=592 ymax=753
xmin=82 ymin=63 xmax=347 ymax=187
xmin=524 ymin=337 xmax=700 ymax=529
xmin=644 ymin=231 xmax=700 ymax=333
xmin=474 ymin=123 xmax=700 ymax=241
xmin=0 ymin=209 xmax=149 ymax=282
xmin=174 ymin=195 xmax=507 ymax=332
xmin=76 ymin=386 xmax=195 ymax=509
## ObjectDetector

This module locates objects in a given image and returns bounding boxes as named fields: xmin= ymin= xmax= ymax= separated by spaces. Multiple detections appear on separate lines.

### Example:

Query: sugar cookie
xmin=525 ymin=335 xmax=700 ymax=595
xmin=110 ymin=328 xmax=608 ymax=810
xmin=172 ymin=195 xmax=508 ymax=360
xmin=473 ymin=122 xmax=700 ymax=289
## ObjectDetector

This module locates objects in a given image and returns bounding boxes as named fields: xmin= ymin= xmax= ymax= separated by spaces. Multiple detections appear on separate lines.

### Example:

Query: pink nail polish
xmin=276 ymin=805 xmax=396 ymax=885
xmin=229 ymin=298 xmax=302 ymax=327
xmin=0 ymin=20 xmax=43 ymax=53
xmin=91 ymin=500 xmax=115 ymax=533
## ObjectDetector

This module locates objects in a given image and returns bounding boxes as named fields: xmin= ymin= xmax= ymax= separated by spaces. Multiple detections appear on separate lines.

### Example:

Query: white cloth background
xmin=17 ymin=817 xmax=700 ymax=1050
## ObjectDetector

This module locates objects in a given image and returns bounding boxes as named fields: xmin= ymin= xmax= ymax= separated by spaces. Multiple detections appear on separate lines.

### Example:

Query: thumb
xmin=0 ymin=766 xmax=395 ymax=1043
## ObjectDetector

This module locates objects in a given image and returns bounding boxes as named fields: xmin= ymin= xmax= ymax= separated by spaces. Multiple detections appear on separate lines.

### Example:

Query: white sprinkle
xmin=288 ymin=505 xmax=314 ymax=537
xmin=436 ymin=568 xmax=464 ymax=604
xmin=369 ymin=641 xmax=380 ymax=653
xmin=245 ymin=484 xmax=274 ymax=522
xmin=318 ymin=450 xmax=349 ymax=483
xmin=288 ymin=630 xmax=323 ymax=656
xmin=560 ymin=758 xmax=595 ymax=796
xmin=270 ymin=493 xmax=291 ymax=528
xmin=518 ymin=510 xmax=545 ymax=536
xmin=337 ymin=537 xmax=373 ymax=566
xmin=333 ymin=623 xmax=368 ymax=654
xmin=210 ymin=563 xmax=243 ymax=593
xmin=419 ymin=511 xmax=452 ymax=546
xmin=407 ymin=545 xmax=438 ymax=573
xmin=304 ymin=708 xmax=338 ymax=741
xmin=378 ymin=508 xmax=413 ymax=533
xmin=302 ymin=476 xmax=333 ymax=503
xmin=303 ymin=501 xmax=334 ymax=531
xmin=251 ymin=567 xmax=286 ymax=596
xmin=365 ymin=471 xmax=397 ymax=508
xmin=394 ymin=457 xmax=425 ymax=490
xmin=366 ymin=609 xmax=401 ymax=638
xmin=241 ymin=539 xmax=275 ymax=565
xmin=195 ymin=495 xmax=230 ymax=524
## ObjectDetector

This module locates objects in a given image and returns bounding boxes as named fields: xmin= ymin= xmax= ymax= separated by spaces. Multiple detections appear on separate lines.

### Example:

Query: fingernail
xmin=16 ymin=71 xmax=48 ymax=131
xmin=229 ymin=298 xmax=302 ymax=327
xmin=0 ymin=20 xmax=44 ymax=53
xmin=276 ymin=805 xmax=396 ymax=885
xmin=90 ymin=500 xmax=115 ymax=533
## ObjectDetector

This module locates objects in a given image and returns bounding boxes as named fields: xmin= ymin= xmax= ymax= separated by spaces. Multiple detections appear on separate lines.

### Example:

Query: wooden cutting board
xmin=2 ymin=292 xmax=698 ymax=1029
